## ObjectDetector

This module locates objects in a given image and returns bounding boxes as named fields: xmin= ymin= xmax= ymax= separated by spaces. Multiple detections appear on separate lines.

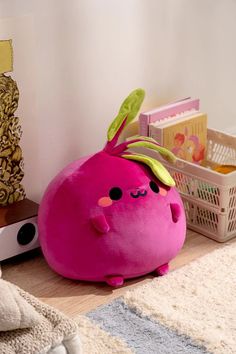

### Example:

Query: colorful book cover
xmin=139 ymin=97 xmax=200 ymax=136
xmin=149 ymin=113 xmax=207 ymax=164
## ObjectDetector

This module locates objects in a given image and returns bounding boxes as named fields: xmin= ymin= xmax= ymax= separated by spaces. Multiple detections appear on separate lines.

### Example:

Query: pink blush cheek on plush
xmin=159 ymin=187 xmax=168 ymax=196
xmin=98 ymin=197 xmax=113 ymax=207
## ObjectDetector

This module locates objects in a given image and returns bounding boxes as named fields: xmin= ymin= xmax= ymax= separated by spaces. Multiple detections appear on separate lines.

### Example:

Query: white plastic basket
xmin=160 ymin=128 xmax=236 ymax=242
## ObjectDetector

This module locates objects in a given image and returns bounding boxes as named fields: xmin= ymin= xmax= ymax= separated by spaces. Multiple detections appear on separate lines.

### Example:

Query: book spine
xmin=139 ymin=114 xmax=149 ymax=136
xmin=149 ymin=99 xmax=200 ymax=124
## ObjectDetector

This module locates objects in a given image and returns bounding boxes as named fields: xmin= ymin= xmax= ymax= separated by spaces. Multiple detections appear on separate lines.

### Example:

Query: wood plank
xmin=0 ymin=199 xmax=38 ymax=227
xmin=1 ymin=229 xmax=234 ymax=318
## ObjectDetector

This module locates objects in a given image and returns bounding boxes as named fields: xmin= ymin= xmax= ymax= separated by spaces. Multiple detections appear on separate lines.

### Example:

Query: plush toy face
xmin=38 ymin=89 xmax=186 ymax=286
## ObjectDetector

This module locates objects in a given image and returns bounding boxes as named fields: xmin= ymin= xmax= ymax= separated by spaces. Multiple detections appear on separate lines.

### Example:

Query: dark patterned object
xmin=0 ymin=74 xmax=25 ymax=206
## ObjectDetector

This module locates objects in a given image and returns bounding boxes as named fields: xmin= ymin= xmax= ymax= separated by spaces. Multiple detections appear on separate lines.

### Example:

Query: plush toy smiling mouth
xmin=130 ymin=189 xmax=147 ymax=198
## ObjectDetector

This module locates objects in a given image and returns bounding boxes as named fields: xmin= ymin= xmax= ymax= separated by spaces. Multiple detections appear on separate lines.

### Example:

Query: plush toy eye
xmin=149 ymin=181 xmax=159 ymax=194
xmin=109 ymin=187 xmax=123 ymax=200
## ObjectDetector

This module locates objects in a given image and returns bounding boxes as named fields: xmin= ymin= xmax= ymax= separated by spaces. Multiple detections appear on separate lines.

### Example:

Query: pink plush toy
xmin=38 ymin=89 xmax=186 ymax=287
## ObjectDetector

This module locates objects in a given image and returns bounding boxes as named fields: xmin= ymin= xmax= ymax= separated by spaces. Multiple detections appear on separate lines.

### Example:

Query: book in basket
xmin=149 ymin=112 xmax=207 ymax=164
xmin=139 ymin=97 xmax=200 ymax=136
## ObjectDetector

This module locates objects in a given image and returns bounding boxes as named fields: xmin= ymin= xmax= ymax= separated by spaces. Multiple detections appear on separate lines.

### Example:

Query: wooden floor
xmin=1 ymin=229 xmax=232 ymax=318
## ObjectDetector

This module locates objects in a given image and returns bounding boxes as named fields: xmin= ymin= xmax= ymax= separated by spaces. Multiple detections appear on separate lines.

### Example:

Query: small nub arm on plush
xmin=90 ymin=214 xmax=110 ymax=234
xmin=170 ymin=203 xmax=181 ymax=223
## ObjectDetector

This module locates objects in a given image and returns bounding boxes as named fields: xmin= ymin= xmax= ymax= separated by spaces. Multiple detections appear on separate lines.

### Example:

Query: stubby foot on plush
xmin=155 ymin=263 xmax=169 ymax=276
xmin=106 ymin=276 xmax=124 ymax=287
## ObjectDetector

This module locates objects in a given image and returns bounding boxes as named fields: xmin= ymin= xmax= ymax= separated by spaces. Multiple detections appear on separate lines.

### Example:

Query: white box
xmin=0 ymin=199 xmax=39 ymax=261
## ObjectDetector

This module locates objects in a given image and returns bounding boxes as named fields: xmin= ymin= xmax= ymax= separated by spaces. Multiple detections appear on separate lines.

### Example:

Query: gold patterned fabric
xmin=0 ymin=73 xmax=25 ymax=205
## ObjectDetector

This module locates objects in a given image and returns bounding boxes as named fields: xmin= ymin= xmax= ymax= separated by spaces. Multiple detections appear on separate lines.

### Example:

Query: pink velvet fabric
xmin=38 ymin=150 xmax=186 ymax=282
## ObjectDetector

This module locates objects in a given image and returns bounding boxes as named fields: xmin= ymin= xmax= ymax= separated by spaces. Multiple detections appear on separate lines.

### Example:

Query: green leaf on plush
xmin=122 ymin=152 xmax=175 ymax=187
xmin=107 ymin=89 xmax=145 ymax=141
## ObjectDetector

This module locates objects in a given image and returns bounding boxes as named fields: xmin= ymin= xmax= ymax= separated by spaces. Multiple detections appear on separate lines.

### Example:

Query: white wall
xmin=0 ymin=0 xmax=236 ymax=202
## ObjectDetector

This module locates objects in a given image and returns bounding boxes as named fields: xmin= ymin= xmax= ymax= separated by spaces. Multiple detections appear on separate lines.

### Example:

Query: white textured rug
xmin=76 ymin=242 xmax=236 ymax=354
